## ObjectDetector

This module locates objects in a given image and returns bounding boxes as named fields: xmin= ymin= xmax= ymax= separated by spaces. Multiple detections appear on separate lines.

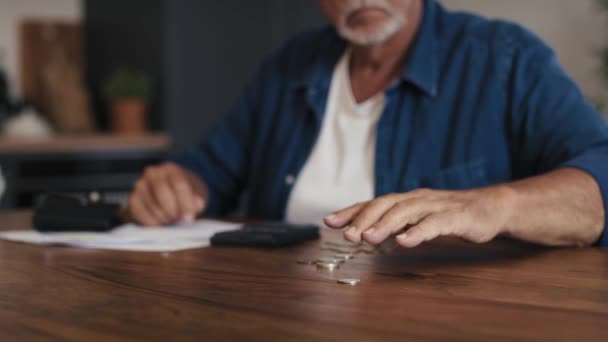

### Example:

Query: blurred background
xmin=0 ymin=0 xmax=606 ymax=209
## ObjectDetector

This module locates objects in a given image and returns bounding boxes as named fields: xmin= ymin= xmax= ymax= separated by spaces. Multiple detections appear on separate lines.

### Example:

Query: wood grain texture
xmin=0 ymin=210 xmax=607 ymax=341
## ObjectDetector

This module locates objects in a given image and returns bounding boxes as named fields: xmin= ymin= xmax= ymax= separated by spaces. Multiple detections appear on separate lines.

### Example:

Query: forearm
xmin=501 ymin=168 xmax=605 ymax=247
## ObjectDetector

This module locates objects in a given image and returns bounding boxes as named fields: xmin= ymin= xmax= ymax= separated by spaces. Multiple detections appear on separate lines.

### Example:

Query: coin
xmin=334 ymin=253 xmax=354 ymax=261
xmin=353 ymin=249 xmax=375 ymax=255
xmin=316 ymin=257 xmax=339 ymax=264
xmin=316 ymin=261 xmax=339 ymax=271
xmin=356 ymin=243 xmax=375 ymax=251
xmin=337 ymin=278 xmax=360 ymax=285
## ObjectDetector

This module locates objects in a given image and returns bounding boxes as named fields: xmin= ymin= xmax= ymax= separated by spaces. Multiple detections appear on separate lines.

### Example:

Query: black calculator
xmin=210 ymin=222 xmax=320 ymax=248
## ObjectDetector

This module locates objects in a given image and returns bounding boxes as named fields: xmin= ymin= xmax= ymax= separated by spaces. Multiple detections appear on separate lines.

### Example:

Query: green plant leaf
xmin=103 ymin=68 xmax=153 ymax=102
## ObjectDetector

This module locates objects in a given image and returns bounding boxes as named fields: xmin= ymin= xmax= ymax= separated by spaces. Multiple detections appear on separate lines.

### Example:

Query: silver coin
xmin=337 ymin=278 xmax=360 ymax=285
xmin=334 ymin=253 xmax=354 ymax=261
xmin=316 ymin=261 xmax=339 ymax=271
xmin=316 ymin=257 xmax=339 ymax=264
xmin=353 ymin=249 xmax=375 ymax=255
xmin=356 ymin=243 xmax=376 ymax=251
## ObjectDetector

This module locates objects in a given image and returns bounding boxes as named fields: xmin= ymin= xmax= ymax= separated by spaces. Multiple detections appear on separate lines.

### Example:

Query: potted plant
xmin=103 ymin=68 xmax=152 ymax=134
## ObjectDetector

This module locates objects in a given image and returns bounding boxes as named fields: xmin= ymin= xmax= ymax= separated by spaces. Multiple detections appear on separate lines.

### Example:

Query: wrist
xmin=491 ymin=184 xmax=519 ymax=237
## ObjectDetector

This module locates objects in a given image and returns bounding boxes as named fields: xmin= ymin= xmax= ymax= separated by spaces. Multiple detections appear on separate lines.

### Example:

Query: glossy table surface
xmin=1 ymin=210 xmax=607 ymax=341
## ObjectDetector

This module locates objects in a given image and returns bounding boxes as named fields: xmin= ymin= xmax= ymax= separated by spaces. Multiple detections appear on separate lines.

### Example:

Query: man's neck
xmin=348 ymin=0 xmax=423 ymax=102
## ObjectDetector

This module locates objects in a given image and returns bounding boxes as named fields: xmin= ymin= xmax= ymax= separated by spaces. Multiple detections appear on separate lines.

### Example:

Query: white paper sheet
xmin=0 ymin=219 xmax=241 ymax=252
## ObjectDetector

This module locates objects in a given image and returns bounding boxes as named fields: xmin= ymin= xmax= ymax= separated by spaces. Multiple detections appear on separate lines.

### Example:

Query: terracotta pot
xmin=111 ymin=98 xmax=147 ymax=134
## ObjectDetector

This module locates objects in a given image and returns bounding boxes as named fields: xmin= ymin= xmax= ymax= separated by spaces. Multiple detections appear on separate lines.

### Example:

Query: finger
xmin=128 ymin=195 xmax=160 ymax=226
xmin=345 ymin=194 xmax=405 ymax=243
xmin=184 ymin=196 xmax=205 ymax=222
xmin=362 ymin=199 xmax=451 ymax=245
xmin=396 ymin=213 xmax=457 ymax=248
xmin=133 ymin=179 xmax=171 ymax=224
xmin=185 ymin=172 xmax=208 ymax=200
xmin=168 ymin=174 xmax=199 ymax=222
xmin=168 ymin=163 xmax=207 ymax=215
xmin=148 ymin=172 xmax=180 ymax=222
xmin=324 ymin=202 xmax=367 ymax=228
xmin=184 ymin=173 xmax=207 ymax=214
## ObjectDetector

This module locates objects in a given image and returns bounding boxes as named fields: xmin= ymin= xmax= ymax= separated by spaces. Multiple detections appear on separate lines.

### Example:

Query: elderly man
xmin=128 ymin=0 xmax=608 ymax=248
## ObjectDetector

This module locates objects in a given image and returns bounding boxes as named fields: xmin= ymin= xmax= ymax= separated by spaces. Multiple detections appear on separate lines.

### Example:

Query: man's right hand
xmin=127 ymin=162 xmax=208 ymax=226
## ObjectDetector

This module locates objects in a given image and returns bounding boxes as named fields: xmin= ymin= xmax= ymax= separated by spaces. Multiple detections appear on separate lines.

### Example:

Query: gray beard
xmin=337 ymin=15 xmax=407 ymax=46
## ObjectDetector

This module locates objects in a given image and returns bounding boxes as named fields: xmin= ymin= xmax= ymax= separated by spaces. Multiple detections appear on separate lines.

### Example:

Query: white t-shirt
xmin=286 ymin=50 xmax=386 ymax=225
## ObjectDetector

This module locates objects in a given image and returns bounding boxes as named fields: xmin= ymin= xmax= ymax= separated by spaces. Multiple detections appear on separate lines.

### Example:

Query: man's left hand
xmin=324 ymin=187 xmax=514 ymax=248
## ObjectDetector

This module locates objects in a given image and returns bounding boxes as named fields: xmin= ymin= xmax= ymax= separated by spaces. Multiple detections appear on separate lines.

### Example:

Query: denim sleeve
xmin=507 ymin=38 xmax=608 ymax=247
xmin=170 ymin=61 xmax=269 ymax=216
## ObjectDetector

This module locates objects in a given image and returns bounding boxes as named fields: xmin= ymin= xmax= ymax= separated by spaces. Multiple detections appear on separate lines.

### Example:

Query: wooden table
xmin=1 ymin=210 xmax=607 ymax=341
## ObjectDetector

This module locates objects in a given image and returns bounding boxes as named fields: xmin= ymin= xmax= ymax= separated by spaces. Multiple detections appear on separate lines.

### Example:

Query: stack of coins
xmin=315 ymin=257 xmax=341 ymax=270
xmin=294 ymin=240 xmax=365 ymax=285
xmin=296 ymin=256 xmax=351 ymax=271
xmin=315 ymin=259 xmax=340 ymax=271
xmin=322 ymin=241 xmax=377 ymax=255
xmin=333 ymin=253 xmax=354 ymax=262
xmin=337 ymin=278 xmax=360 ymax=286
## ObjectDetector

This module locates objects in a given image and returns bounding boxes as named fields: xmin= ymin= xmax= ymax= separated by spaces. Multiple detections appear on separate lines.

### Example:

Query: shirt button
xmin=285 ymin=174 xmax=295 ymax=186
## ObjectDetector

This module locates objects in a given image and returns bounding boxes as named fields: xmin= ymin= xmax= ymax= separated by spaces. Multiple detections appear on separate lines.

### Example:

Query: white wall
xmin=0 ymin=0 xmax=81 ymax=98
xmin=443 ymin=0 xmax=608 ymax=102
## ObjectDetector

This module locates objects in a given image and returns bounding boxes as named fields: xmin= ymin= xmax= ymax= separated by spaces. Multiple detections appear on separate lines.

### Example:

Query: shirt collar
xmin=400 ymin=0 xmax=440 ymax=97
xmin=293 ymin=0 xmax=440 ymax=98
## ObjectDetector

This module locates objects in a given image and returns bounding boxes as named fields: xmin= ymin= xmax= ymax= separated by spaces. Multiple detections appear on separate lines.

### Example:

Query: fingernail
xmin=397 ymin=233 xmax=408 ymax=240
xmin=364 ymin=227 xmax=376 ymax=235
xmin=325 ymin=214 xmax=337 ymax=222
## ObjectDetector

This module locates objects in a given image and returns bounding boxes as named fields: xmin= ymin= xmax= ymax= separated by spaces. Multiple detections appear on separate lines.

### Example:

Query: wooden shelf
xmin=0 ymin=133 xmax=170 ymax=154
xmin=0 ymin=132 xmax=171 ymax=208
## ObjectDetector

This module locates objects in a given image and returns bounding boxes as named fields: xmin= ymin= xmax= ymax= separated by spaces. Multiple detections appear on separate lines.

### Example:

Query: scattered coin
xmin=337 ymin=278 xmax=360 ymax=285
xmin=353 ymin=249 xmax=375 ymax=255
xmin=334 ymin=253 xmax=354 ymax=261
xmin=356 ymin=243 xmax=376 ymax=250
xmin=316 ymin=261 xmax=339 ymax=271
xmin=317 ymin=257 xmax=339 ymax=264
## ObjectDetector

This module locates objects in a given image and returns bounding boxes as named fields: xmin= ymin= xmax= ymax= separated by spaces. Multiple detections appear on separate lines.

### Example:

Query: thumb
xmin=194 ymin=195 xmax=206 ymax=213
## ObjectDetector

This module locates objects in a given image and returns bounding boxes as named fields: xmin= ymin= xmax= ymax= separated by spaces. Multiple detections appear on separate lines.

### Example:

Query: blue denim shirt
xmin=174 ymin=0 xmax=608 ymax=246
